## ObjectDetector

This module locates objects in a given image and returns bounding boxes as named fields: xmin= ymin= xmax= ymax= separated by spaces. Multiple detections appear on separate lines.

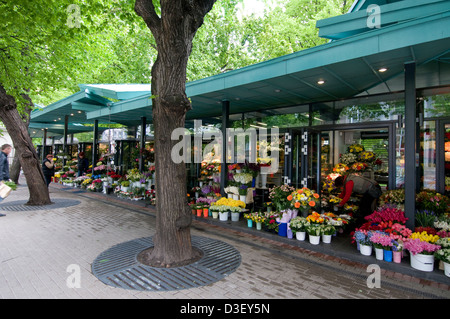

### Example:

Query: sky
xmin=237 ymin=0 xmax=274 ymax=18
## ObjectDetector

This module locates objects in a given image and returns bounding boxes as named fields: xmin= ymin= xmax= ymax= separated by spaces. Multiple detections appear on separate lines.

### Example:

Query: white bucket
xmin=410 ymin=253 xmax=435 ymax=272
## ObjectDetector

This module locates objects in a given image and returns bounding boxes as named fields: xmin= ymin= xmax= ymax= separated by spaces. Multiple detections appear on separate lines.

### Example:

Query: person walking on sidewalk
xmin=42 ymin=154 xmax=55 ymax=187
xmin=0 ymin=144 xmax=12 ymax=217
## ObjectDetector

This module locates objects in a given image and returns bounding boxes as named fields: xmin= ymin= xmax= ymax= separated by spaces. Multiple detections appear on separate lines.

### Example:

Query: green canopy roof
xmin=30 ymin=0 xmax=450 ymax=130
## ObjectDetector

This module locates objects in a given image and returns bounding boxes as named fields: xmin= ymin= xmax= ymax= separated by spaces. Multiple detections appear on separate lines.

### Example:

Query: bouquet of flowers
xmin=434 ymin=214 xmax=450 ymax=231
xmin=409 ymin=231 xmax=440 ymax=244
xmin=264 ymin=213 xmax=279 ymax=232
xmin=306 ymin=224 xmax=322 ymax=236
xmin=333 ymin=163 xmax=349 ymax=174
xmin=435 ymin=247 xmax=450 ymax=264
xmin=359 ymin=151 xmax=376 ymax=163
xmin=288 ymin=187 xmax=320 ymax=210
xmin=269 ymin=184 xmax=295 ymax=211
xmin=289 ymin=217 xmax=309 ymax=233
xmin=340 ymin=153 xmax=357 ymax=165
xmin=353 ymin=230 xmax=373 ymax=245
xmin=364 ymin=207 xmax=408 ymax=225
xmin=233 ymin=172 xmax=253 ymax=185
xmin=404 ymin=238 xmax=441 ymax=255
xmin=252 ymin=212 xmax=266 ymax=224
xmin=416 ymin=189 xmax=450 ymax=215
xmin=238 ymin=185 xmax=248 ymax=195
xmin=370 ymin=231 xmax=393 ymax=250
xmin=379 ymin=189 xmax=405 ymax=208
xmin=211 ymin=197 xmax=245 ymax=212
xmin=306 ymin=212 xmax=325 ymax=224
xmin=321 ymin=224 xmax=336 ymax=236
xmin=347 ymin=143 xmax=365 ymax=154
xmin=350 ymin=162 xmax=369 ymax=172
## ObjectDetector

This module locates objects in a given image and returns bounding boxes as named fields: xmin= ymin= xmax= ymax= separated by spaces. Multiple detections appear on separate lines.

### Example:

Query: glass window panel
xmin=424 ymin=94 xmax=450 ymax=118
xmin=421 ymin=121 xmax=436 ymax=190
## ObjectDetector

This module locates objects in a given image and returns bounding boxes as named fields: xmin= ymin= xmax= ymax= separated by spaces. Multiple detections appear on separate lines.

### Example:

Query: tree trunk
xmin=135 ymin=0 xmax=216 ymax=267
xmin=10 ymin=101 xmax=32 ymax=184
xmin=9 ymin=151 xmax=21 ymax=184
xmin=0 ymin=85 xmax=52 ymax=206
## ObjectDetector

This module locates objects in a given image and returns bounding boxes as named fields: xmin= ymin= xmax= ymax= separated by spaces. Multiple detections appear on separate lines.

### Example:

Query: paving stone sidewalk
xmin=0 ymin=182 xmax=449 ymax=300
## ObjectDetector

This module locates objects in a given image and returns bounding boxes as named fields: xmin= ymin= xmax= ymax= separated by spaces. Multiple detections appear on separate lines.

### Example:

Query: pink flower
xmin=404 ymin=238 xmax=441 ymax=255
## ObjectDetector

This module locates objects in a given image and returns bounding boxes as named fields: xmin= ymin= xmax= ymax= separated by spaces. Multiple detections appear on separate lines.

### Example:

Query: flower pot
xmin=203 ymin=208 xmax=209 ymax=218
xmin=232 ymin=194 xmax=239 ymax=200
xmin=383 ymin=250 xmax=393 ymax=262
xmin=287 ymin=229 xmax=293 ymax=239
xmin=192 ymin=209 xmax=196 ymax=215
xmin=227 ymin=193 xmax=233 ymax=199
xmin=296 ymin=231 xmax=306 ymax=241
xmin=278 ymin=223 xmax=287 ymax=237
xmin=196 ymin=209 xmax=202 ymax=217
xmin=219 ymin=211 xmax=229 ymax=221
xmin=247 ymin=219 xmax=253 ymax=228
xmin=239 ymin=195 xmax=246 ymax=203
xmin=212 ymin=211 xmax=219 ymax=219
xmin=256 ymin=222 xmax=262 ymax=230
xmin=322 ymin=234 xmax=332 ymax=244
xmin=360 ymin=244 xmax=372 ymax=256
xmin=375 ymin=248 xmax=384 ymax=260
xmin=260 ymin=173 xmax=267 ymax=188
xmin=444 ymin=262 xmax=450 ymax=277
xmin=121 ymin=186 xmax=129 ymax=192
xmin=231 ymin=212 xmax=240 ymax=222
xmin=393 ymin=251 xmax=402 ymax=263
xmin=309 ymin=235 xmax=320 ymax=245
xmin=410 ymin=253 xmax=435 ymax=272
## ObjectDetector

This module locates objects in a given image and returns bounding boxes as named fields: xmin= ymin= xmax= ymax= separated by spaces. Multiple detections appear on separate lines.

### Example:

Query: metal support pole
xmin=92 ymin=120 xmax=99 ymax=170
xmin=63 ymin=115 xmax=69 ymax=165
xmin=139 ymin=116 xmax=147 ymax=172
xmin=42 ymin=128 xmax=47 ymax=161
xmin=220 ymin=100 xmax=230 ymax=196
xmin=404 ymin=62 xmax=416 ymax=230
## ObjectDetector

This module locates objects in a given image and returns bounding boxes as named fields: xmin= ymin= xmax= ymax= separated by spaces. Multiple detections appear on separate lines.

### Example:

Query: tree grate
xmin=91 ymin=236 xmax=241 ymax=291
xmin=0 ymin=198 xmax=81 ymax=211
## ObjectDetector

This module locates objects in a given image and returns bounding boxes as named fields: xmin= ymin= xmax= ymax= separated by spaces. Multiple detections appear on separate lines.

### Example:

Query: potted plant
xmin=404 ymin=235 xmax=441 ymax=272
xmin=244 ymin=212 xmax=254 ymax=228
xmin=392 ymin=240 xmax=403 ymax=263
xmin=370 ymin=231 xmax=391 ymax=261
xmin=289 ymin=217 xmax=309 ymax=241
xmin=209 ymin=205 xmax=220 ymax=219
xmin=196 ymin=204 xmax=203 ymax=217
xmin=253 ymin=213 xmax=265 ymax=230
xmin=306 ymin=224 xmax=321 ymax=245
xmin=121 ymin=180 xmax=130 ymax=192
xmin=238 ymin=185 xmax=248 ymax=203
xmin=434 ymin=238 xmax=450 ymax=277
xmin=353 ymin=230 xmax=373 ymax=256
xmin=321 ymin=224 xmax=336 ymax=244
xmin=202 ymin=204 xmax=209 ymax=218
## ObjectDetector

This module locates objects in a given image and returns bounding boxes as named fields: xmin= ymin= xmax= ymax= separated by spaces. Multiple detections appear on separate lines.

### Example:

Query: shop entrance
xmin=289 ymin=122 xmax=397 ymax=198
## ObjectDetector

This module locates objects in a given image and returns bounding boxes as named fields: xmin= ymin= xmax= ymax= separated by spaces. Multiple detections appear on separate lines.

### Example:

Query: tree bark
xmin=0 ymin=85 xmax=52 ymax=205
xmin=9 ymin=101 xmax=32 ymax=184
xmin=135 ymin=0 xmax=216 ymax=267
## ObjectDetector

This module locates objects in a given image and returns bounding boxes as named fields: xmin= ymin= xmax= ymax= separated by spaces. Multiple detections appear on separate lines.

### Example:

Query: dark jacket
xmin=0 ymin=151 xmax=10 ymax=181
xmin=42 ymin=158 xmax=55 ymax=177
xmin=77 ymin=157 xmax=89 ymax=174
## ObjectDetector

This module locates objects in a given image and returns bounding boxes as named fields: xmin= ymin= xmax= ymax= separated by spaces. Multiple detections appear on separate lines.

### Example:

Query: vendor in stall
xmin=334 ymin=174 xmax=382 ymax=225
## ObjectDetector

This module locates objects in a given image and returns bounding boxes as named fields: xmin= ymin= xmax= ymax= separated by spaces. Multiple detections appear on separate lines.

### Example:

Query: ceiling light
xmin=378 ymin=67 xmax=388 ymax=73
xmin=274 ymin=89 xmax=281 ymax=93
xmin=70 ymin=113 xmax=74 ymax=116
xmin=317 ymin=80 xmax=325 ymax=85
xmin=78 ymin=111 xmax=82 ymax=113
